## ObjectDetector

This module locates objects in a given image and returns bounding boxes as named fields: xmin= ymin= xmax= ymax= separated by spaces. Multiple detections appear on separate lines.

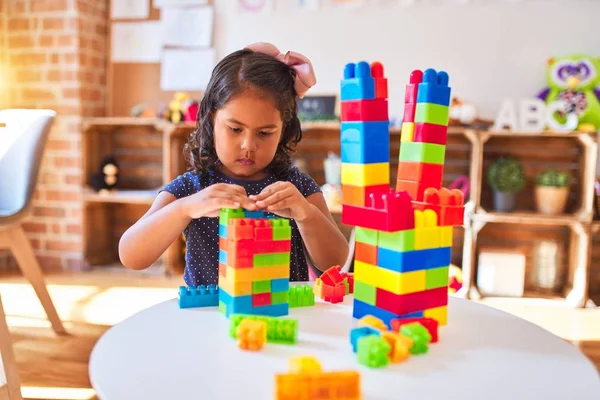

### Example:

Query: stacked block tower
xmin=218 ymin=209 xmax=292 ymax=318
xmin=340 ymin=62 xmax=464 ymax=329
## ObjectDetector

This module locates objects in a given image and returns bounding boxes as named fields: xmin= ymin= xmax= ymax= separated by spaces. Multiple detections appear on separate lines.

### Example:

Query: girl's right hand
xmin=180 ymin=183 xmax=256 ymax=219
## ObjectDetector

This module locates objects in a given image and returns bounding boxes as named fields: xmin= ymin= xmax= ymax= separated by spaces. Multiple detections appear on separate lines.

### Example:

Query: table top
xmin=89 ymin=295 xmax=600 ymax=400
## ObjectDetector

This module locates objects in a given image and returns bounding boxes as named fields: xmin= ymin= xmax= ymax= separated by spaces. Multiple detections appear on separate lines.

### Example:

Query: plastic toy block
xmin=399 ymin=141 xmax=446 ymax=164
xmin=313 ymin=277 xmax=346 ymax=304
xmin=357 ymin=334 xmax=391 ymax=368
xmin=397 ymin=161 xmax=444 ymax=186
xmin=218 ymin=249 xmax=228 ymax=265
xmin=342 ymin=184 xmax=389 ymax=208
xmin=416 ymin=68 xmax=451 ymax=106
xmin=345 ymin=274 xmax=354 ymax=294
xmin=403 ymin=102 xmax=416 ymax=122
xmin=342 ymin=189 xmax=415 ymax=233
xmin=271 ymin=278 xmax=290 ymax=293
xmin=341 ymin=121 xmax=390 ymax=143
xmin=440 ymin=226 xmax=453 ymax=247
xmin=252 ymin=292 xmax=272 ymax=307
xmin=271 ymin=291 xmax=288 ymax=305
xmin=221 ymin=265 xmax=289 ymax=283
xmin=378 ymin=246 xmax=435 ymax=273
xmin=400 ymin=323 xmax=431 ymax=355
xmin=221 ymin=298 xmax=289 ymax=318
xmin=244 ymin=210 xmax=267 ymax=218
xmin=341 ymin=98 xmax=389 ymax=122
xmin=400 ymin=122 xmax=414 ymax=142
xmin=341 ymin=140 xmax=389 ymax=164
xmin=230 ymin=314 xmax=298 ymax=344
xmin=219 ymin=207 xmax=245 ymax=227
xmin=350 ymin=326 xmax=380 ymax=352
xmin=375 ymin=286 xmax=448 ymax=316
xmin=253 ymin=239 xmax=291 ymax=254
xmin=270 ymin=219 xmax=291 ymax=240
xmin=415 ymin=102 xmax=449 ymax=126
xmin=252 ymin=280 xmax=271 ymax=294
xmin=354 ymin=260 xmax=426 ymax=295
xmin=395 ymin=179 xmax=429 ymax=202
xmin=253 ymin=252 xmax=290 ymax=268
xmin=413 ymin=187 xmax=465 ymax=226
xmin=218 ymin=276 xmax=252 ymax=296
xmin=178 ymin=284 xmax=219 ymax=308
xmin=341 ymin=162 xmax=389 ymax=186
xmin=353 ymin=280 xmax=376 ymax=305
xmin=341 ymin=61 xmax=375 ymax=100
xmin=320 ymin=265 xmax=346 ymax=287
xmin=236 ymin=319 xmax=267 ymax=351
xmin=253 ymin=220 xmax=273 ymax=241
xmin=424 ymin=305 xmax=448 ymax=326
xmin=426 ymin=266 xmax=449 ymax=290
xmin=404 ymin=69 xmax=423 ymax=103
xmin=355 ymin=240 xmax=377 ymax=265
xmin=357 ymin=315 xmax=388 ymax=331
xmin=227 ymin=218 xmax=256 ymax=240
xmin=381 ymin=331 xmax=413 ymax=362
xmin=371 ymin=61 xmax=388 ymax=99
xmin=413 ymin=122 xmax=448 ymax=145
xmin=377 ymin=229 xmax=415 ymax=252
xmin=289 ymin=355 xmax=322 ymax=374
xmin=355 ymin=227 xmax=378 ymax=246
xmin=391 ymin=317 xmax=439 ymax=343
xmin=288 ymin=285 xmax=315 ymax=308
xmin=353 ymin=299 xmax=423 ymax=329
xmin=414 ymin=209 xmax=441 ymax=250
xmin=219 ymin=224 xmax=227 ymax=239
xmin=275 ymin=369 xmax=361 ymax=400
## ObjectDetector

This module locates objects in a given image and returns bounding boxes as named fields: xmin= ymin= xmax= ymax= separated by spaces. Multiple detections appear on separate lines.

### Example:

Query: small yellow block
xmin=440 ymin=226 xmax=453 ymax=247
xmin=414 ymin=209 xmax=441 ymax=249
xmin=357 ymin=315 xmax=388 ymax=331
xmin=400 ymin=122 xmax=414 ymax=142
xmin=218 ymin=275 xmax=252 ymax=296
xmin=354 ymin=260 xmax=426 ymax=295
xmin=381 ymin=331 xmax=413 ymax=362
xmin=224 ymin=265 xmax=289 ymax=282
xmin=341 ymin=162 xmax=390 ymax=186
xmin=424 ymin=305 xmax=448 ymax=326
xmin=289 ymin=356 xmax=322 ymax=374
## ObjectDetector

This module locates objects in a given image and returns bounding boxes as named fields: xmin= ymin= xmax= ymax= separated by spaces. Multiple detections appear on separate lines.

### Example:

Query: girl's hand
xmin=180 ymin=183 xmax=256 ymax=219
xmin=249 ymin=182 xmax=313 ymax=221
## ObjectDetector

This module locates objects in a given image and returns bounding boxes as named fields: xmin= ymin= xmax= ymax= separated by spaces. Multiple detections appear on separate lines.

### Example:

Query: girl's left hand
xmin=249 ymin=182 xmax=313 ymax=221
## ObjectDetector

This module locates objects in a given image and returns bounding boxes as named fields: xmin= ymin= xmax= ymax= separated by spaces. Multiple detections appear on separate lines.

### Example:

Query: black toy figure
xmin=91 ymin=154 xmax=119 ymax=193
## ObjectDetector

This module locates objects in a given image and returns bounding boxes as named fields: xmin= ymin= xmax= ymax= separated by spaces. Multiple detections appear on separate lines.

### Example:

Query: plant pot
xmin=493 ymin=191 xmax=517 ymax=212
xmin=534 ymin=186 xmax=569 ymax=215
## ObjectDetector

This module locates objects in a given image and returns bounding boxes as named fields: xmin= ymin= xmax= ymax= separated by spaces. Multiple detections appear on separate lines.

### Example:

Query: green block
xmin=218 ymin=300 xmax=227 ymax=316
xmin=426 ymin=266 xmax=449 ymax=289
xmin=401 ymin=323 xmax=432 ymax=355
xmin=219 ymin=208 xmax=245 ymax=226
xmin=253 ymin=252 xmax=290 ymax=267
xmin=270 ymin=219 xmax=291 ymax=240
xmin=271 ymin=291 xmax=288 ymax=305
xmin=252 ymin=280 xmax=271 ymax=294
xmin=399 ymin=142 xmax=445 ymax=164
xmin=353 ymin=280 xmax=376 ymax=305
xmin=289 ymin=285 xmax=314 ymax=307
xmin=355 ymin=227 xmax=378 ymax=246
xmin=415 ymin=102 xmax=449 ymax=125
xmin=378 ymin=229 xmax=415 ymax=252
xmin=357 ymin=335 xmax=390 ymax=368
xmin=229 ymin=314 xmax=297 ymax=345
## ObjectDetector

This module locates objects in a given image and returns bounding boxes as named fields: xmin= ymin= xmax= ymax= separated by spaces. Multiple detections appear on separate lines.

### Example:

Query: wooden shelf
xmin=82 ymin=187 xmax=159 ymax=205
xmin=472 ymin=211 xmax=583 ymax=226
xmin=482 ymin=129 xmax=595 ymax=138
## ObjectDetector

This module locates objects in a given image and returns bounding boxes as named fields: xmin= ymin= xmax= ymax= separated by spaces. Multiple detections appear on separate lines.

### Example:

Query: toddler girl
xmin=119 ymin=42 xmax=349 ymax=286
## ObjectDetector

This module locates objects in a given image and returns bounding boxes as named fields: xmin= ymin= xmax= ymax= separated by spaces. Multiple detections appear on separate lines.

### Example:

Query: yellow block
xmin=218 ymin=275 xmax=252 ymax=296
xmin=341 ymin=162 xmax=389 ymax=186
xmin=400 ymin=122 xmax=415 ymax=142
xmin=223 ymin=265 xmax=289 ymax=283
xmin=424 ymin=305 xmax=448 ymax=326
xmin=414 ymin=209 xmax=441 ymax=249
xmin=440 ymin=226 xmax=453 ymax=247
xmin=354 ymin=260 xmax=426 ymax=295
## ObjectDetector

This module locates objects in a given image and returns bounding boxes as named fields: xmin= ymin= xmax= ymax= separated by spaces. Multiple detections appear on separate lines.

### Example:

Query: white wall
xmin=213 ymin=0 xmax=600 ymax=121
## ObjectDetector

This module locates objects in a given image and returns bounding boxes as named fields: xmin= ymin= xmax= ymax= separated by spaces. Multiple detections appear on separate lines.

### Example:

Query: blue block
xmin=218 ymin=249 xmax=227 ymax=264
xmin=244 ymin=210 xmax=266 ymax=218
xmin=350 ymin=326 xmax=381 ymax=352
xmin=377 ymin=247 xmax=452 ymax=273
xmin=341 ymin=121 xmax=390 ymax=143
xmin=416 ymin=68 xmax=451 ymax=106
xmin=353 ymin=299 xmax=423 ymax=329
xmin=219 ymin=224 xmax=227 ymax=239
xmin=271 ymin=278 xmax=290 ymax=293
xmin=248 ymin=303 xmax=289 ymax=317
xmin=341 ymin=61 xmax=375 ymax=100
xmin=178 ymin=285 xmax=219 ymax=308
xmin=341 ymin=141 xmax=389 ymax=164
xmin=219 ymin=288 xmax=289 ymax=317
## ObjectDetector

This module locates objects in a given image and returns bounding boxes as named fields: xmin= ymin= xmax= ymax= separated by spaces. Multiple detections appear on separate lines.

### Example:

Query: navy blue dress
xmin=161 ymin=167 xmax=321 ymax=286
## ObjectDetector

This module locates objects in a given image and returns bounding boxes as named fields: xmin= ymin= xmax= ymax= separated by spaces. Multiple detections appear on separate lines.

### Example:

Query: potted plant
xmin=534 ymin=169 xmax=571 ymax=215
xmin=487 ymin=157 xmax=526 ymax=212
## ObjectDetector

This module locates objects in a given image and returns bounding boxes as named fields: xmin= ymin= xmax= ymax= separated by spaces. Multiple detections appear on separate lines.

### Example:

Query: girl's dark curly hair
xmin=183 ymin=48 xmax=303 ymax=181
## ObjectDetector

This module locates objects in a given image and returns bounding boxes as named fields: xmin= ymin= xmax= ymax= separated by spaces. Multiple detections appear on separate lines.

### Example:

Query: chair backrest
xmin=0 ymin=109 xmax=56 ymax=218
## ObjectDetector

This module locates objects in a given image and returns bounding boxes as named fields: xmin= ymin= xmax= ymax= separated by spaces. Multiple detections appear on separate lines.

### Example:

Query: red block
xmin=404 ymin=69 xmax=423 ymax=103
xmin=228 ymin=219 xmax=256 ymax=240
xmin=391 ymin=317 xmax=439 ymax=343
xmin=371 ymin=61 xmax=388 ymax=99
xmin=413 ymin=122 xmax=448 ymax=145
xmin=413 ymin=187 xmax=465 ymax=226
xmin=403 ymin=103 xmax=416 ymax=122
xmin=341 ymin=189 xmax=415 ymax=232
xmin=341 ymin=98 xmax=388 ymax=122
xmin=252 ymin=292 xmax=271 ymax=307
xmin=347 ymin=274 xmax=354 ymax=294
xmin=253 ymin=220 xmax=273 ymax=241
xmin=375 ymin=286 xmax=448 ymax=316
xmin=397 ymin=161 xmax=444 ymax=185
xmin=254 ymin=239 xmax=291 ymax=253
xmin=320 ymin=265 xmax=345 ymax=287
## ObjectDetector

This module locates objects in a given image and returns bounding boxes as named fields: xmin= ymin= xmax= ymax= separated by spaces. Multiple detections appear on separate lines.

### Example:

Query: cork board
xmin=107 ymin=0 xmax=210 ymax=117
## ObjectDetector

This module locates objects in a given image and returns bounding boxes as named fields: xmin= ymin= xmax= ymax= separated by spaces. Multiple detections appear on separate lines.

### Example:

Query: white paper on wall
xmin=160 ymin=48 xmax=216 ymax=91
xmin=110 ymin=0 xmax=150 ymax=19
xmin=111 ymin=21 xmax=163 ymax=63
xmin=162 ymin=6 xmax=214 ymax=47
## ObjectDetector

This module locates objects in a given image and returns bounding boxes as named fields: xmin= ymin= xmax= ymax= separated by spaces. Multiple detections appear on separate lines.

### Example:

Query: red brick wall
xmin=0 ymin=0 xmax=107 ymax=272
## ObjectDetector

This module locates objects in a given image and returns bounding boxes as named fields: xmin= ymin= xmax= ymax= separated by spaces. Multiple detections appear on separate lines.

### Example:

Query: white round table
xmin=89 ymin=295 xmax=600 ymax=400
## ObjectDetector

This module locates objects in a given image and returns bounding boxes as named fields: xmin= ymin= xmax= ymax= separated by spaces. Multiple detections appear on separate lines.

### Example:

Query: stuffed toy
xmin=91 ymin=154 xmax=119 ymax=193
xmin=537 ymin=55 xmax=600 ymax=132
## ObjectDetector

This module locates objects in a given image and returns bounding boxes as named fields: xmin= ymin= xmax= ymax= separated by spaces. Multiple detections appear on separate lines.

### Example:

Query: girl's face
xmin=213 ymin=90 xmax=283 ymax=181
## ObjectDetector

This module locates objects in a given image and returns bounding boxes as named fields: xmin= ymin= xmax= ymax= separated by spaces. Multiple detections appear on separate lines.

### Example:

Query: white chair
xmin=0 ymin=109 xmax=65 ymax=335
xmin=0 ymin=294 xmax=23 ymax=400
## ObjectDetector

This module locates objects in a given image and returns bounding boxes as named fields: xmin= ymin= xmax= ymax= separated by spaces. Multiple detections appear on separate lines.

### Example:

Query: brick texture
xmin=0 ymin=0 xmax=107 ymax=272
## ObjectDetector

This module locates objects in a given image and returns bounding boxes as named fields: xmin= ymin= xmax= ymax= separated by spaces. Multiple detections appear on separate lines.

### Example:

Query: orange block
xmin=354 ymin=241 xmax=377 ymax=265
xmin=342 ymin=184 xmax=389 ymax=207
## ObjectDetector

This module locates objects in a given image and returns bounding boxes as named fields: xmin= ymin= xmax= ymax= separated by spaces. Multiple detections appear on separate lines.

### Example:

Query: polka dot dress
xmin=161 ymin=166 xmax=322 ymax=287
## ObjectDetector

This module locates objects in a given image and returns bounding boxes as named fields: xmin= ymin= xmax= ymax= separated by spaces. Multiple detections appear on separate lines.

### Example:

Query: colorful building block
xmin=413 ymin=122 xmax=448 ymax=145
xmin=341 ymin=98 xmax=389 ymax=121
xmin=399 ymin=141 xmax=446 ymax=164
xmin=416 ymin=69 xmax=451 ymax=106
xmin=341 ymin=61 xmax=375 ymax=100
xmin=371 ymin=61 xmax=388 ymax=99
xmin=400 ymin=121 xmax=415 ymax=142
xmin=357 ymin=335 xmax=390 ymax=368
xmin=341 ymin=162 xmax=389 ymax=186
xmin=415 ymin=102 xmax=450 ymax=126
xmin=230 ymin=314 xmax=298 ymax=345
xmin=342 ymin=184 xmax=389 ymax=207
xmin=391 ymin=317 xmax=439 ymax=343
xmin=288 ymin=285 xmax=315 ymax=308
xmin=236 ymin=319 xmax=267 ymax=351
xmin=178 ymin=284 xmax=219 ymax=308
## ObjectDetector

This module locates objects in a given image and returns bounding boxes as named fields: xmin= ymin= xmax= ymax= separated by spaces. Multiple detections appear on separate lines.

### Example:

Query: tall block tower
xmin=340 ymin=63 xmax=464 ymax=329
xmin=217 ymin=209 xmax=292 ymax=318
